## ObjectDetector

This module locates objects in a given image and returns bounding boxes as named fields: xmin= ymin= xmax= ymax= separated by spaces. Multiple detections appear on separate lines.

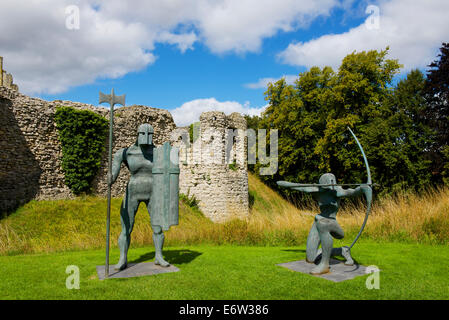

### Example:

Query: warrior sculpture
xmin=278 ymin=174 xmax=369 ymax=274
xmin=108 ymin=124 xmax=179 ymax=270
xmin=277 ymin=127 xmax=373 ymax=275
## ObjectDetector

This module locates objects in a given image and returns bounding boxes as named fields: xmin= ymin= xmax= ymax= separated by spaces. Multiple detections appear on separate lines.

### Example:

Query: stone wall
xmin=0 ymin=86 xmax=249 ymax=222
xmin=0 ymin=88 xmax=41 ymax=212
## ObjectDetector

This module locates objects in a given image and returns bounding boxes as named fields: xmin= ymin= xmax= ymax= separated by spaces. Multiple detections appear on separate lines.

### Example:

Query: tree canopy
xmin=254 ymin=47 xmax=442 ymax=196
xmin=424 ymin=43 xmax=449 ymax=184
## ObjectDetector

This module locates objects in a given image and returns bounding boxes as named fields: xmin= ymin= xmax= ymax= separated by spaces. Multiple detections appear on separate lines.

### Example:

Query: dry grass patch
xmin=1 ymin=173 xmax=448 ymax=255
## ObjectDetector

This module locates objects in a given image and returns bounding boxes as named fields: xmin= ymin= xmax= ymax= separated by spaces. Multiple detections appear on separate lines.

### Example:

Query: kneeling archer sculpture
xmin=277 ymin=128 xmax=373 ymax=275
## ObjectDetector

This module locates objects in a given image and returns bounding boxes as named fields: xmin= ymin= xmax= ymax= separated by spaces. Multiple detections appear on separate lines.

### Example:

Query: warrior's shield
xmin=151 ymin=142 xmax=180 ymax=231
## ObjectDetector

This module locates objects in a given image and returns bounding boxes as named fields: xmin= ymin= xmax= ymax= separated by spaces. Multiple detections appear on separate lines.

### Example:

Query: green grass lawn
xmin=1 ymin=174 xmax=448 ymax=300
xmin=1 ymin=241 xmax=448 ymax=300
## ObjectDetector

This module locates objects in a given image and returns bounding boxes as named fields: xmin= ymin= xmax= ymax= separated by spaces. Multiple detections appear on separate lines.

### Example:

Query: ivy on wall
xmin=189 ymin=122 xmax=200 ymax=144
xmin=54 ymin=106 xmax=108 ymax=195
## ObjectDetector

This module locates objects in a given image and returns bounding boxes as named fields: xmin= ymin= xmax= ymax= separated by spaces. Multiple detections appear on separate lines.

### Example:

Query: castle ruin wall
xmin=0 ymin=85 xmax=249 ymax=222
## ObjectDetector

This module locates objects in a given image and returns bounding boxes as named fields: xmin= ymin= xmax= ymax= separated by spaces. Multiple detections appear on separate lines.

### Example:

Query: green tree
xmin=314 ymin=49 xmax=401 ymax=185
xmin=256 ymin=48 xmax=427 ymax=196
xmin=424 ymin=43 xmax=449 ymax=185
xmin=377 ymin=69 xmax=434 ymax=191
xmin=258 ymin=66 xmax=333 ymax=193
xmin=244 ymin=114 xmax=261 ymax=132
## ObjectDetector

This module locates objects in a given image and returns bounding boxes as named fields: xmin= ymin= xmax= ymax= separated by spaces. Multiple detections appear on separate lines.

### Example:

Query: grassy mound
xmin=1 ymin=173 xmax=449 ymax=255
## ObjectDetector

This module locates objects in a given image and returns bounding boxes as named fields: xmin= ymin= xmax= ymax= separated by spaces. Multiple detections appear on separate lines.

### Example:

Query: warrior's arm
xmin=109 ymin=148 xmax=124 ymax=185
xmin=277 ymin=181 xmax=319 ymax=193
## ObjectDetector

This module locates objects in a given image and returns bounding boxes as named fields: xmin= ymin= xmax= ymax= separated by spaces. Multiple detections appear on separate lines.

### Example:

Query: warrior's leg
xmin=152 ymin=225 xmax=170 ymax=267
xmin=115 ymin=194 xmax=138 ymax=270
xmin=311 ymin=217 xmax=344 ymax=275
xmin=306 ymin=221 xmax=320 ymax=263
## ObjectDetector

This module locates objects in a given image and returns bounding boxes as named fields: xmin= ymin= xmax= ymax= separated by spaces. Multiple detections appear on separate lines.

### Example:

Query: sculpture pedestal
xmin=97 ymin=262 xmax=180 ymax=280
xmin=277 ymin=258 xmax=377 ymax=282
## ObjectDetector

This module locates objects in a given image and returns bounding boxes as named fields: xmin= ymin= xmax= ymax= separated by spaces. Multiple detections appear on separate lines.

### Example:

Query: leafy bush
xmin=179 ymin=192 xmax=200 ymax=210
xmin=54 ymin=106 xmax=108 ymax=195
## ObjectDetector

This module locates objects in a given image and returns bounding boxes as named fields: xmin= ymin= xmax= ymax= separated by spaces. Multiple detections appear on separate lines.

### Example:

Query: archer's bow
xmin=347 ymin=127 xmax=373 ymax=249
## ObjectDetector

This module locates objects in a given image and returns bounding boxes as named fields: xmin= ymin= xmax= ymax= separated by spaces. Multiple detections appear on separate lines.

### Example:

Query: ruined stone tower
xmin=0 ymin=57 xmax=19 ymax=91
xmin=172 ymin=111 xmax=249 ymax=222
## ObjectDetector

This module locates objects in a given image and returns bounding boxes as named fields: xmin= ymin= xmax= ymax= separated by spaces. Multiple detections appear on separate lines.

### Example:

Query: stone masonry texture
xmin=0 ymin=85 xmax=248 ymax=222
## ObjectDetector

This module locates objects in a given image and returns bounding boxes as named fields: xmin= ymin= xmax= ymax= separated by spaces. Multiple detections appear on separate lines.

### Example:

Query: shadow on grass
xmin=281 ymin=249 xmax=359 ymax=264
xmin=129 ymin=249 xmax=202 ymax=265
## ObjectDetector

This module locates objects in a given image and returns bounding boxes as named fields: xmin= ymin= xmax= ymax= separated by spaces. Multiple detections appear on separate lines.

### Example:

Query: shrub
xmin=179 ymin=193 xmax=200 ymax=210
xmin=54 ymin=106 xmax=108 ymax=195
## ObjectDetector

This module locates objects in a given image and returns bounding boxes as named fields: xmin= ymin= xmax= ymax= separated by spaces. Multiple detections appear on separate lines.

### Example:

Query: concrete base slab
xmin=97 ymin=262 xmax=180 ymax=280
xmin=277 ymin=258 xmax=376 ymax=282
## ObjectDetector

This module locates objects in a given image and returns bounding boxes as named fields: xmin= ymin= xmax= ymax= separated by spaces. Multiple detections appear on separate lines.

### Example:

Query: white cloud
xmin=96 ymin=0 xmax=340 ymax=54
xmin=277 ymin=0 xmax=449 ymax=72
xmin=0 ymin=0 xmax=340 ymax=94
xmin=245 ymin=75 xmax=298 ymax=89
xmin=0 ymin=1 xmax=155 ymax=94
xmin=195 ymin=0 xmax=339 ymax=54
xmin=171 ymin=98 xmax=267 ymax=127
xmin=157 ymin=31 xmax=197 ymax=53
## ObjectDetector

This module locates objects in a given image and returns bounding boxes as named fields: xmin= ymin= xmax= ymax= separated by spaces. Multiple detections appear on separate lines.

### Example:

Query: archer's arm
xmin=336 ymin=186 xmax=364 ymax=198
xmin=292 ymin=186 xmax=320 ymax=193
xmin=109 ymin=148 xmax=124 ymax=185
xmin=277 ymin=181 xmax=319 ymax=193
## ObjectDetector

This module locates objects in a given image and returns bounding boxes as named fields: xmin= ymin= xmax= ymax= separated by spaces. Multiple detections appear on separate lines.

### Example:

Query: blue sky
xmin=1 ymin=0 xmax=448 ymax=126
xmin=39 ymin=3 xmax=366 ymax=110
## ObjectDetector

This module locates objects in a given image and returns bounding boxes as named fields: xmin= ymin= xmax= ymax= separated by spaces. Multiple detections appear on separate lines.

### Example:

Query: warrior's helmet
xmin=137 ymin=123 xmax=154 ymax=146
xmin=319 ymin=173 xmax=336 ymax=187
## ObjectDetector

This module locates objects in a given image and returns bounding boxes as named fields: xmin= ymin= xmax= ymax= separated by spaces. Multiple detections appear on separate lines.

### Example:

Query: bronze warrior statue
xmin=108 ymin=124 xmax=170 ymax=270
xmin=278 ymin=174 xmax=370 ymax=275
xmin=277 ymin=128 xmax=373 ymax=275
